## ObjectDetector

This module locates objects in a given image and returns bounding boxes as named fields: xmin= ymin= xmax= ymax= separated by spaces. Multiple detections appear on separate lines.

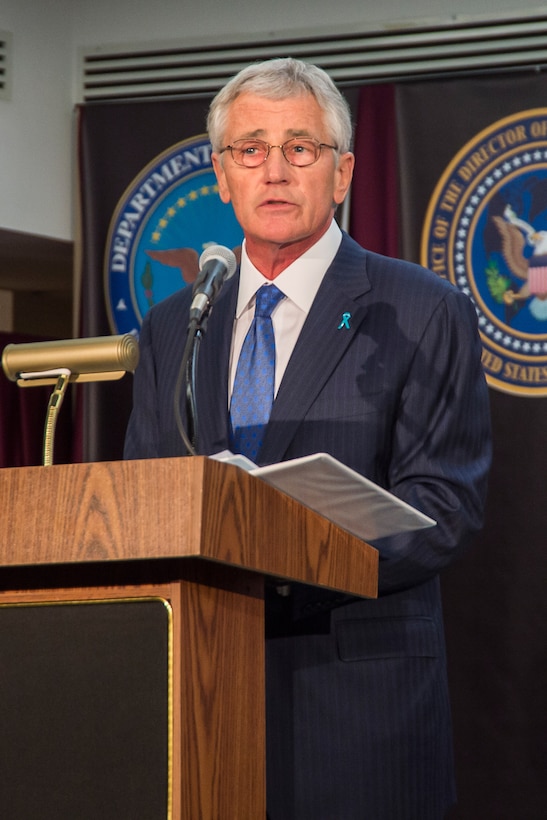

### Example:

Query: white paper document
xmin=211 ymin=451 xmax=436 ymax=543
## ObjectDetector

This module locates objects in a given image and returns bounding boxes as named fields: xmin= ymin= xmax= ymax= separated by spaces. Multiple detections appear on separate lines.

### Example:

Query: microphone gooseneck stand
xmin=174 ymin=243 xmax=238 ymax=456
xmin=174 ymin=314 xmax=208 ymax=457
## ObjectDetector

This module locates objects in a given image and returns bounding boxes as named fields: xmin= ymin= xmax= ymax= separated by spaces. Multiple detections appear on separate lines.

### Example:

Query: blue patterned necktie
xmin=230 ymin=284 xmax=285 ymax=461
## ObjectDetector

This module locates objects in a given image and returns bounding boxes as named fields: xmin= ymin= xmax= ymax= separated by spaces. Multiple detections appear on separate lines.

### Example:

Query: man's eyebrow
xmin=232 ymin=128 xmax=315 ymax=141
xmin=232 ymin=129 xmax=267 ymax=140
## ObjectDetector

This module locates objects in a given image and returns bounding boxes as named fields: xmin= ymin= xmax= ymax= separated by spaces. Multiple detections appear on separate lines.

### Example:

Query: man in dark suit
xmin=124 ymin=58 xmax=491 ymax=819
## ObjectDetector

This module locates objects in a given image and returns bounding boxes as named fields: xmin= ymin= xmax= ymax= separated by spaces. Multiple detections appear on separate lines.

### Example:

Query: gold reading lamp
xmin=2 ymin=334 xmax=139 ymax=466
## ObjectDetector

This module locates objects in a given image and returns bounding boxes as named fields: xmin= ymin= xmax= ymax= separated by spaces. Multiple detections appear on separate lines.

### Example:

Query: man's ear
xmin=333 ymin=152 xmax=355 ymax=206
xmin=212 ymin=153 xmax=231 ymax=204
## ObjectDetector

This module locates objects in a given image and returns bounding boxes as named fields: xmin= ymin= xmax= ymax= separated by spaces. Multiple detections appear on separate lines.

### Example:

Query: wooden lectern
xmin=0 ymin=456 xmax=378 ymax=820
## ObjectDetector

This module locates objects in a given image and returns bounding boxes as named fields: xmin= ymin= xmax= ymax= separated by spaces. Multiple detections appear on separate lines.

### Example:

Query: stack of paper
xmin=210 ymin=451 xmax=435 ymax=542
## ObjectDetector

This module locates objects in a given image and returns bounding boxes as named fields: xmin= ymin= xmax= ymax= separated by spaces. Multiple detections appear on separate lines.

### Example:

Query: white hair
xmin=207 ymin=57 xmax=353 ymax=154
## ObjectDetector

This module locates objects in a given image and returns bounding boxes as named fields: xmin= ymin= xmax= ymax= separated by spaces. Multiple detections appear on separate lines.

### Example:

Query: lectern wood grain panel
xmin=0 ymin=457 xmax=378 ymax=819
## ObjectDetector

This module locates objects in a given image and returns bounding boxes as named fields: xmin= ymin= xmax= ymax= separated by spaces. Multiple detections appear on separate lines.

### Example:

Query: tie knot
xmin=254 ymin=284 xmax=285 ymax=318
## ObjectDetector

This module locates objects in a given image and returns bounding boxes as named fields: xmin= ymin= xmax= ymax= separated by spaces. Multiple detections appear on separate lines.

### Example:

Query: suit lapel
xmin=260 ymin=236 xmax=372 ymax=465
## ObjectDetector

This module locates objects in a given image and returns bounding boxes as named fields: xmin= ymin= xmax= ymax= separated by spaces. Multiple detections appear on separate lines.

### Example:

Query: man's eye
xmin=240 ymin=142 xmax=263 ymax=154
xmin=289 ymin=142 xmax=313 ymax=154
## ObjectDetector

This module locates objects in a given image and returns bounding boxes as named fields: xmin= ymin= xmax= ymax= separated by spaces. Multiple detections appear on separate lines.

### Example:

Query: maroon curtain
xmin=349 ymin=83 xmax=398 ymax=256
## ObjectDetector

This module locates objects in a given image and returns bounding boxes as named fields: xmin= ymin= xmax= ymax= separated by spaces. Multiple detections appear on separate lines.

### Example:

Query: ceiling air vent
xmin=79 ymin=13 xmax=547 ymax=103
xmin=0 ymin=30 xmax=12 ymax=101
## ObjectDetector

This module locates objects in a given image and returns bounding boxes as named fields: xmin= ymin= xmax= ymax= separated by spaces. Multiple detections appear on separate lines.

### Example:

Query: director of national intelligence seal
xmin=421 ymin=109 xmax=547 ymax=397
xmin=104 ymin=134 xmax=243 ymax=335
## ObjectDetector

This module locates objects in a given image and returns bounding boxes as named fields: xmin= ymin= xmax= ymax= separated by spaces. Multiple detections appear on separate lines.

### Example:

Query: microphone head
xmin=198 ymin=244 xmax=237 ymax=279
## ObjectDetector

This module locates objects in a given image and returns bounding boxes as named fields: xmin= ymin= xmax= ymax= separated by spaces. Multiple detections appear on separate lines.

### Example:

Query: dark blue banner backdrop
xmin=392 ymin=72 xmax=547 ymax=818
xmin=77 ymin=95 xmax=243 ymax=462
xmin=78 ymin=73 xmax=546 ymax=817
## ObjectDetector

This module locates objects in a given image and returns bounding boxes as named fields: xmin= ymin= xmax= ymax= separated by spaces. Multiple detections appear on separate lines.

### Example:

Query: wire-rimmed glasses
xmin=219 ymin=137 xmax=338 ymax=167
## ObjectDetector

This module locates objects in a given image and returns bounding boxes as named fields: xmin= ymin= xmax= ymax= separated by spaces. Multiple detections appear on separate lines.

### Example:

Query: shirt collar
xmin=236 ymin=220 xmax=342 ymax=317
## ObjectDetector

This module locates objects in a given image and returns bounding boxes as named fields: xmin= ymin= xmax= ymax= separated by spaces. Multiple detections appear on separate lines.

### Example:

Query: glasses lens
xmin=283 ymin=138 xmax=320 ymax=166
xmin=231 ymin=140 xmax=269 ymax=167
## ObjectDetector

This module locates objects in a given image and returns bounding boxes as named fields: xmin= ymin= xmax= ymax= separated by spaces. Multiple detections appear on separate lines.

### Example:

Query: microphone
xmin=2 ymin=333 xmax=139 ymax=386
xmin=189 ymin=244 xmax=237 ymax=324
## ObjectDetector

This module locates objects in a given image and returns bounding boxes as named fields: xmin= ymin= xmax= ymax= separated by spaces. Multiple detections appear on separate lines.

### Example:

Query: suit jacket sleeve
xmin=284 ymin=244 xmax=491 ymax=618
xmin=124 ymin=292 xmax=192 ymax=461
xmin=369 ymin=286 xmax=491 ymax=595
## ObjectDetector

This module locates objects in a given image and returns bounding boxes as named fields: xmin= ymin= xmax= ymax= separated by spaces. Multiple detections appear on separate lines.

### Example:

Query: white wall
xmin=71 ymin=0 xmax=537 ymax=46
xmin=0 ymin=1 xmax=73 ymax=240
xmin=1 ymin=0 xmax=546 ymax=242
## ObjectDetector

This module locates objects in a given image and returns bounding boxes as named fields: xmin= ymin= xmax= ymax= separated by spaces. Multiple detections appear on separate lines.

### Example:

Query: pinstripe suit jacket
xmin=125 ymin=231 xmax=491 ymax=819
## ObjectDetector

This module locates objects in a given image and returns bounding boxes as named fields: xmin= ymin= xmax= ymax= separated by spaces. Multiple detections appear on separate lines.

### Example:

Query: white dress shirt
xmin=229 ymin=220 xmax=343 ymax=399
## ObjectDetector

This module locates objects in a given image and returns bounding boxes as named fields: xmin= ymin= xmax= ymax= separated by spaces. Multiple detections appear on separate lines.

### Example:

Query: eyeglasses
xmin=219 ymin=137 xmax=338 ymax=168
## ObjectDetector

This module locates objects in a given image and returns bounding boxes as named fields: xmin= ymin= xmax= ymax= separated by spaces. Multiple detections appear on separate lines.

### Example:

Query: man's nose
xmin=264 ymin=145 xmax=289 ymax=180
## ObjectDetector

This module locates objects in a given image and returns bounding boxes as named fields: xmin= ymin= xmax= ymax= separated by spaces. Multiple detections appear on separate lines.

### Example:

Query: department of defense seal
xmin=421 ymin=109 xmax=547 ymax=396
xmin=104 ymin=134 xmax=243 ymax=335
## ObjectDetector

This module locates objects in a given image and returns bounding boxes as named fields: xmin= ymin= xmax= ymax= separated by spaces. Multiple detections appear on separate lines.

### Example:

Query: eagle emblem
xmin=493 ymin=204 xmax=547 ymax=321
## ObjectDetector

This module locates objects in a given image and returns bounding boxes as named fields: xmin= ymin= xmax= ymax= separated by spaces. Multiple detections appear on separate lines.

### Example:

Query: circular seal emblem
xmin=104 ymin=134 xmax=243 ymax=335
xmin=421 ymin=109 xmax=547 ymax=396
